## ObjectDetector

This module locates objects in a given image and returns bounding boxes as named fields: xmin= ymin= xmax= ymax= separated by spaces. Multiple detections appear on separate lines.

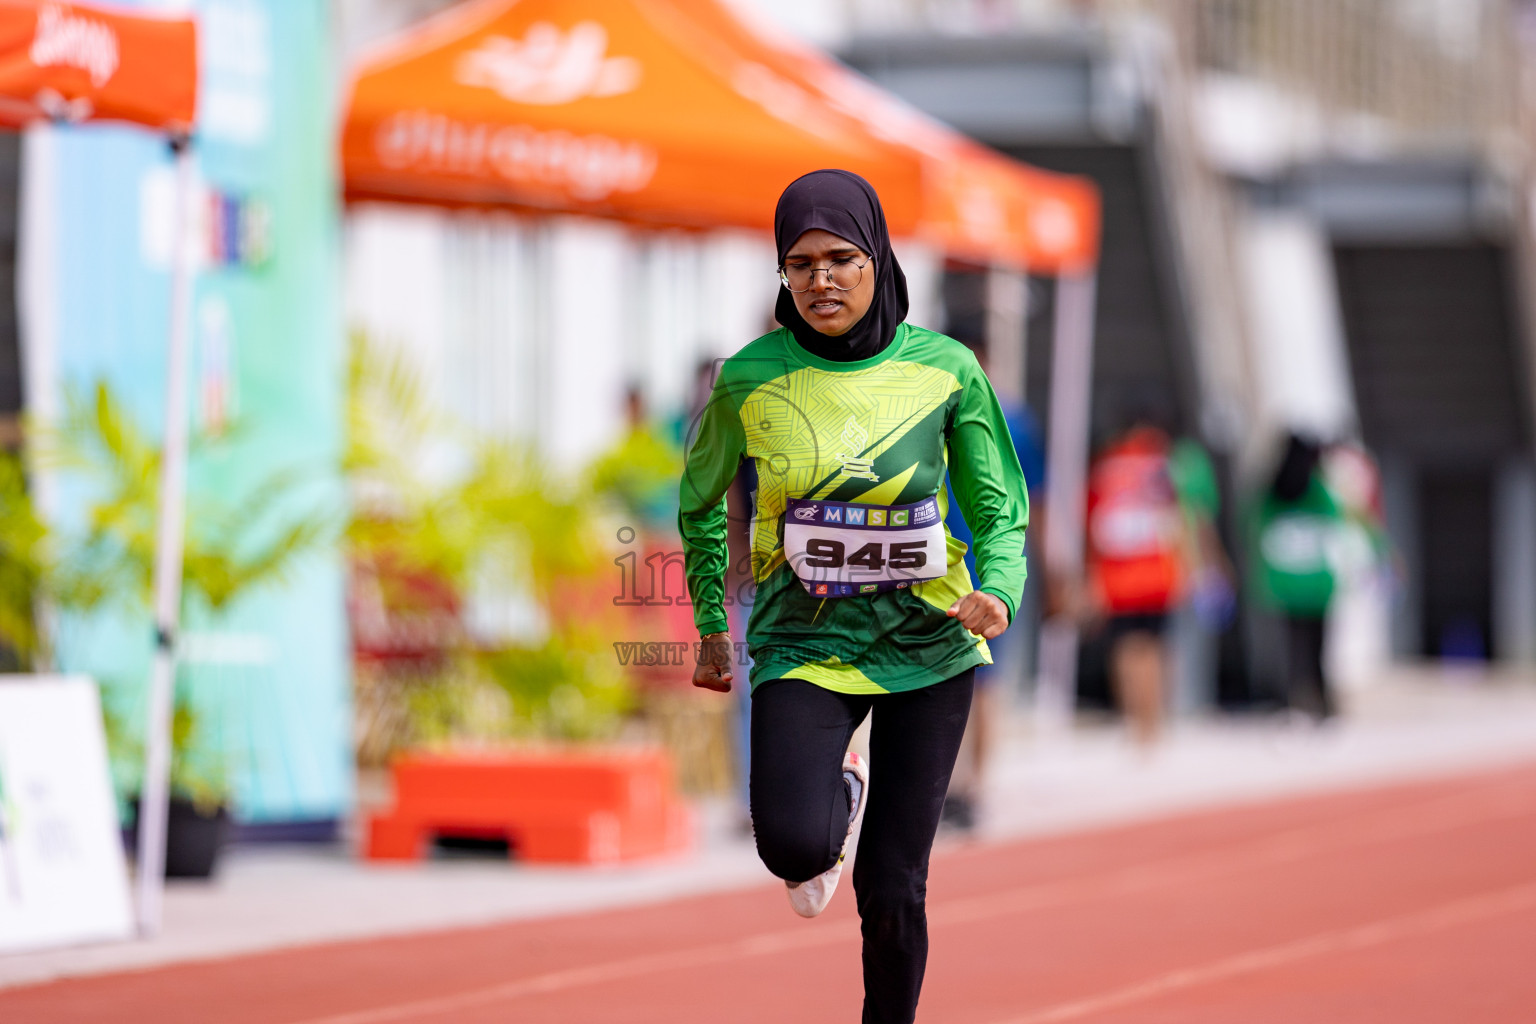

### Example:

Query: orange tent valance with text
xmin=341 ymin=0 xmax=1098 ymax=273
xmin=0 ymin=0 xmax=195 ymax=132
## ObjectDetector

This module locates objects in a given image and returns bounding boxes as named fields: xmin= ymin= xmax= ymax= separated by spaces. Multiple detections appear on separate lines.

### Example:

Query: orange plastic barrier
xmin=366 ymin=748 xmax=693 ymax=864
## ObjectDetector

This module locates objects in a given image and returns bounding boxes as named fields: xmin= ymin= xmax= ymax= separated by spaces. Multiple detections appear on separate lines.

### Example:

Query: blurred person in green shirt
xmin=590 ymin=385 xmax=684 ymax=535
xmin=1249 ymin=432 xmax=1344 ymax=721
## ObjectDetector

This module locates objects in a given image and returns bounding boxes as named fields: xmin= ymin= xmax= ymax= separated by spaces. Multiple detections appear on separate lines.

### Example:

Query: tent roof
xmin=342 ymin=0 xmax=1097 ymax=272
xmin=675 ymin=0 xmax=1098 ymax=272
xmin=0 ymin=0 xmax=195 ymax=133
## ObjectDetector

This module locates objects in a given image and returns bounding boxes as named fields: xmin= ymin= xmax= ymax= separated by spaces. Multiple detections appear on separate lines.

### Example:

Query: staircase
xmin=1333 ymin=240 xmax=1533 ymax=659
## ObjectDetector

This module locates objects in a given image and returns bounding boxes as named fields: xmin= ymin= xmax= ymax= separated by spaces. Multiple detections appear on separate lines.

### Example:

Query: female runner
xmin=679 ymin=169 xmax=1029 ymax=1024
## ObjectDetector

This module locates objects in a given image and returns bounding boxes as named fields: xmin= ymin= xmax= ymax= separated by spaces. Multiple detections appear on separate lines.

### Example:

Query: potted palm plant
xmin=345 ymin=337 xmax=632 ymax=759
xmin=343 ymin=339 xmax=700 ymax=865
xmin=102 ymin=689 xmax=233 ymax=878
xmin=11 ymin=382 xmax=333 ymax=878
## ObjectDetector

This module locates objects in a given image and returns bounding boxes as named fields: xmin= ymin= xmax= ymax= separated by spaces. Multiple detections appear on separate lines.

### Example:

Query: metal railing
xmin=1178 ymin=0 xmax=1517 ymax=148
xmin=843 ymin=0 xmax=1520 ymax=149
xmin=1113 ymin=9 xmax=1255 ymax=453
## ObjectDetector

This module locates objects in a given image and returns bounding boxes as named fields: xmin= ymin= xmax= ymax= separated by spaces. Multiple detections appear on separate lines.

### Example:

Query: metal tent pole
xmin=1035 ymin=269 xmax=1098 ymax=735
xmin=136 ymin=134 xmax=195 ymax=936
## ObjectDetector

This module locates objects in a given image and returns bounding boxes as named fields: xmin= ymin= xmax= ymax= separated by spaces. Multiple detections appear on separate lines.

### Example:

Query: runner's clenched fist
xmin=692 ymin=631 xmax=733 ymax=692
xmin=947 ymin=591 xmax=1010 ymax=639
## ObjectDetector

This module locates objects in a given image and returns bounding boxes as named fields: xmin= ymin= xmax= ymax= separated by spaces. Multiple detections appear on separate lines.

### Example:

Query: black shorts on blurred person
xmin=1104 ymin=612 xmax=1169 ymax=646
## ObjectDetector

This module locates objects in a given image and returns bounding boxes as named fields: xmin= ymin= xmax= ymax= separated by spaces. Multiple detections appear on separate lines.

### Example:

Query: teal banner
xmin=35 ymin=0 xmax=349 ymax=824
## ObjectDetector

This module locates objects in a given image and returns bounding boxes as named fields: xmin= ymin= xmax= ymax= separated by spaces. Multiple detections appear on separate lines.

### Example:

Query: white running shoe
xmin=786 ymin=751 xmax=869 ymax=918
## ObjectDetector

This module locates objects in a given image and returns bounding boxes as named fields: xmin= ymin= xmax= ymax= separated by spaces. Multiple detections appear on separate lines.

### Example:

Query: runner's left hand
xmin=947 ymin=591 xmax=1009 ymax=639
xmin=692 ymin=631 xmax=734 ymax=693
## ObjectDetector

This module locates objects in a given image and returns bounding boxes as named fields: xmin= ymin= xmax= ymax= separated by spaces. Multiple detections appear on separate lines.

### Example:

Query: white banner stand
xmin=0 ymin=676 xmax=134 ymax=953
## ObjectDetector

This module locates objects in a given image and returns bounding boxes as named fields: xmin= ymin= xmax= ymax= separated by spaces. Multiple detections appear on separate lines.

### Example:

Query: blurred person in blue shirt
xmin=941 ymin=347 xmax=1044 ymax=831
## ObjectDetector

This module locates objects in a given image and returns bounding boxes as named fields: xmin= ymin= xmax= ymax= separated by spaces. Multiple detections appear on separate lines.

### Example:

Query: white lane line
xmin=985 ymin=880 xmax=1536 ymax=1024
xmin=286 ymin=782 xmax=1534 ymax=1024
xmin=285 ymin=921 xmax=849 ymax=1024
xmin=933 ymin=781 xmax=1534 ymax=929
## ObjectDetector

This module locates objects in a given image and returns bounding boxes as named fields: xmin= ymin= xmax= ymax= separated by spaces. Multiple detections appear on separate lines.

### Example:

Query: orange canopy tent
xmin=665 ymin=0 xmax=1098 ymax=273
xmin=343 ymin=0 xmax=922 ymax=234
xmin=0 ymin=0 xmax=199 ymax=938
xmin=0 ymin=0 xmax=194 ymax=131
xmin=341 ymin=0 xmax=1098 ymax=273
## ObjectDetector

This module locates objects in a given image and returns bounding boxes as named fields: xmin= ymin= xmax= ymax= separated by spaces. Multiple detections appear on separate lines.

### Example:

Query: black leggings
xmin=1284 ymin=614 xmax=1333 ymax=719
xmin=750 ymin=669 xmax=975 ymax=1024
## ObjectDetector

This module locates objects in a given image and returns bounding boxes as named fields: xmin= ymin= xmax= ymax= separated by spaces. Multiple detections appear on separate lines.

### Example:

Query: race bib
xmin=1261 ymin=514 xmax=1337 ymax=575
xmin=1090 ymin=503 xmax=1181 ymax=558
xmin=783 ymin=496 xmax=947 ymax=596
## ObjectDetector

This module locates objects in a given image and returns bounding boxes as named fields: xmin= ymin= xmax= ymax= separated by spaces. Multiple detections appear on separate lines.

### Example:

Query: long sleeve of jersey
xmin=678 ymin=385 xmax=745 ymax=637
xmin=946 ymin=362 xmax=1030 ymax=621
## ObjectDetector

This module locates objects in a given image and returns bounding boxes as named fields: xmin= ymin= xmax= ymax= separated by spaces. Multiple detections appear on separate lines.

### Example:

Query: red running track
xmin=5 ymin=762 xmax=1536 ymax=1023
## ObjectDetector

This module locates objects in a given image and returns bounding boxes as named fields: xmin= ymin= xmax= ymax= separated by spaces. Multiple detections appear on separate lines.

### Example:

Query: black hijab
xmin=774 ymin=169 xmax=909 ymax=362
xmin=1271 ymin=432 xmax=1322 ymax=504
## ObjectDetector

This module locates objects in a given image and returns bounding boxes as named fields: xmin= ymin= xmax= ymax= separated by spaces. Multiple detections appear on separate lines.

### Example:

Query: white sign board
xmin=0 ymin=676 xmax=135 ymax=952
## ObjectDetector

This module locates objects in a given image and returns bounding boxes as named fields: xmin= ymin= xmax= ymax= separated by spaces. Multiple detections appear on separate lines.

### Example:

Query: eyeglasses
xmin=779 ymin=253 xmax=873 ymax=293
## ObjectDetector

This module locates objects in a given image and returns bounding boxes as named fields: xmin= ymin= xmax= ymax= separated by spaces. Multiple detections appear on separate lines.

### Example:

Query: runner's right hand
xmin=693 ymin=632 xmax=734 ymax=693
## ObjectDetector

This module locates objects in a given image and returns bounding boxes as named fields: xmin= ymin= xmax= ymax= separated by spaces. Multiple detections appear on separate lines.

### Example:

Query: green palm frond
xmin=0 ymin=451 xmax=45 ymax=661
xmin=345 ymin=331 xmax=630 ymax=746
xmin=38 ymin=381 xmax=335 ymax=617
xmin=194 ymin=515 xmax=336 ymax=611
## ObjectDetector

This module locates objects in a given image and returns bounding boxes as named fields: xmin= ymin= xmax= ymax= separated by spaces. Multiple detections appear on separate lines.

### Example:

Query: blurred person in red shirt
xmin=1086 ymin=410 xmax=1227 ymax=749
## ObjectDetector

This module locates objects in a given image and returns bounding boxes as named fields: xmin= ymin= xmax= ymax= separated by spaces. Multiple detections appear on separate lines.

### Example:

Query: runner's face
xmin=784 ymin=229 xmax=875 ymax=337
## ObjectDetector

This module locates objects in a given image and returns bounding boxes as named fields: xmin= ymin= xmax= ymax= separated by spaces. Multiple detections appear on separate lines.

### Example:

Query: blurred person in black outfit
xmin=1249 ymin=433 xmax=1344 ymax=721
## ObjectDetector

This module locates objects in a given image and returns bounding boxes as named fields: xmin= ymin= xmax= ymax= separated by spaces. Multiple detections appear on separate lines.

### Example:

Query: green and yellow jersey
xmin=678 ymin=322 xmax=1029 ymax=694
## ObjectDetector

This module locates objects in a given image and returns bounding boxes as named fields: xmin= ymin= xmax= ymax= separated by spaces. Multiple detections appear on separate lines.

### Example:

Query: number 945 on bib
xmin=783 ymin=496 xmax=948 ymax=597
